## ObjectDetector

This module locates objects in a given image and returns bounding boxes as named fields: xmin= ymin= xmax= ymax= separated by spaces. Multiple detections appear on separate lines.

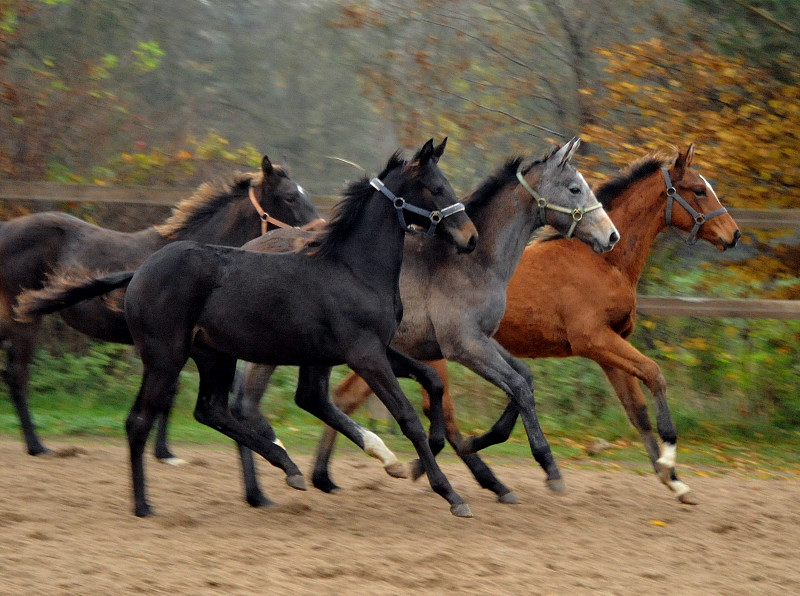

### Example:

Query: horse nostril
xmin=733 ymin=229 xmax=741 ymax=244
xmin=609 ymin=231 xmax=620 ymax=245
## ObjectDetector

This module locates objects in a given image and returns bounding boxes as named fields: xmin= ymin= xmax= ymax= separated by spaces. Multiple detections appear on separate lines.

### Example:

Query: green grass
xmin=1 ymin=343 xmax=799 ymax=477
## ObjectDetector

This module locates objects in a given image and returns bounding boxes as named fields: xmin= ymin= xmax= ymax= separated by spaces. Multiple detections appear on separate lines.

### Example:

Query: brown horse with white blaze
xmin=328 ymin=145 xmax=740 ymax=504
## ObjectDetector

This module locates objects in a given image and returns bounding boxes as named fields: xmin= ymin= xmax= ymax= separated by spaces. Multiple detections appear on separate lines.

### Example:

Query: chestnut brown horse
xmin=320 ymin=145 xmax=740 ymax=504
xmin=230 ymin=138 xmax=620 ymax=506
xmin=1 ymin=156 xmax=320 ymax=458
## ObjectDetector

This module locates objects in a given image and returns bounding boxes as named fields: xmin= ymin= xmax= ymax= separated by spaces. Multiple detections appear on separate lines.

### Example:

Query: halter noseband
xmin=249 ymin=184 xmax=296 ymax=235
xmin=661 ymin=167 xmax=728 ymax=245
xmin=370 ymin=177 xmax=465 ymax=237
xmin=516 ymin=170 xmax=603 ymax=238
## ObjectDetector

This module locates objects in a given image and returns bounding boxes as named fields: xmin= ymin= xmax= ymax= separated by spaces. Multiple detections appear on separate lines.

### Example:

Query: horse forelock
xmin=594 ymin=155 xmax=668 ymax=209
xmin=155 ymin=171 xmax=259 ymax=238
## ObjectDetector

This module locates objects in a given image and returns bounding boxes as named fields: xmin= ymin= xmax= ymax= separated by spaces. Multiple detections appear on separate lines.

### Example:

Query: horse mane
xmin=594 ymin=154 xmax=668 ymax=209
xmin=154 ymin=166 xmax=288 ymax=239
xmin=462 ymin=145 xmax=557 ymax=217
xmin=309 ymin=151 xmax=407 ymax=258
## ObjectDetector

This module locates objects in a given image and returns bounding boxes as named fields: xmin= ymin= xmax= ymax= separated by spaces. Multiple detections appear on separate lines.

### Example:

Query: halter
xmin=249 ymin=185 xmax=295 ymax=235
xmin=516 ymin=170 xmax=603 ymax=238
xmin=661 ymin=167 xmax=728 ymax=245
xmin=370 ymin=177 xmax=466 ymax=237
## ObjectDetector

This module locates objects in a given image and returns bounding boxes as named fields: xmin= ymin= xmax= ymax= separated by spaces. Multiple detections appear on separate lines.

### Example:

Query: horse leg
xmin=409 ymin=360 xmax=519 ymax=504
xmin=3 ymin=326 xmax=51 ymax=456
xmin=349 ymin=350 xmax=471 ymax=517
xmin=572 ymin=328 xmax=694 ymax=504
xmin=126 ymin=365 xmax=181 ymax=517
xmin=191 ymin=347 xmax=305 ymax=500
xmin=312 ymin=371 xmax=380 ymax=493
xmin=602 ymin=365 xmax=695 ymax=504
xmin=446 ymin=336 xmax=563 ymax=493
xmin=385 ymin=349 xmax=445 ymax=458
xmin=152 ymin=379 xmax=186 ymax=465
xmin=230 ymin=362 xmax=284 ymax=507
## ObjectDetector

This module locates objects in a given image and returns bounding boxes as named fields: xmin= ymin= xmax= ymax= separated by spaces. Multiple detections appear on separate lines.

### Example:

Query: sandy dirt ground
xmin=1 ymin=438 xmax=798 ymax=596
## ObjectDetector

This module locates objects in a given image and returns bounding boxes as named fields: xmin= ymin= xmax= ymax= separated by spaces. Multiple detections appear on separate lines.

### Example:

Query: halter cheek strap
xmin=249 ymin=185 xmax=295 ymax=235
xmin=516 ymin=170 xmax=603 ymax=238
xmin=661 ymin=168 xmax=728 ymax=245
xmin=370 ymin=177 xmax=465 ymax=237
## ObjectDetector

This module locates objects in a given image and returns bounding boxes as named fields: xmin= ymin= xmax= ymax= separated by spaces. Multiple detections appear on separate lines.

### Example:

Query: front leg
xmin=445 ymin=335 xmax=563 ymax=493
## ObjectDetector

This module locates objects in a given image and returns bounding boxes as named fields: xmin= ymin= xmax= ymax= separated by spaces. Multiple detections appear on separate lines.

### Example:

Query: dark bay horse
xmin=328 ymin=145 xmax=740 ymax=504
xmin=1 ymin=156 xmax=320 ymax=457
xmin=230 ymin=138 xmax=620 ymax=506
xmin=18 ymin=139 xmax=480 ymax=517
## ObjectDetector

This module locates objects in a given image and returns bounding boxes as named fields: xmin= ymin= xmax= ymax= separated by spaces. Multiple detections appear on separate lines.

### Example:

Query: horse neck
xmin=602 ymin=175 xmax=668 ymax=285
xmin=467 ymin=185 xmax=540 ymax=283
xmin=166 ymin=198 xmax=261 ymax=246
xmin=332 ymin=193 xmax=407 ymax=290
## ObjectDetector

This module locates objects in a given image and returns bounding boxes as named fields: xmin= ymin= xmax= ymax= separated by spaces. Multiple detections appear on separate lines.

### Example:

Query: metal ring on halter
xmin=370 ymin=177 xmax=464 ymax=237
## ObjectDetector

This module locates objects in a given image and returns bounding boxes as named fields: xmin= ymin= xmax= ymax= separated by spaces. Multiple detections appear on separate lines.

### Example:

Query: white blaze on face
xmin=296 ymin=184 xmax=307 ymax=198
xmin=699 ymin=175 xmax=719 ymax=202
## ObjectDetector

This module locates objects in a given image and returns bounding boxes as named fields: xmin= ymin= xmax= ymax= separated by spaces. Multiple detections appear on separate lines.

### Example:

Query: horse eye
xmin=430 ymin=186 xmax=443 ymax=196
xmin=569 ymin=185 xmax=581 ymax=194
xmin=694 ymin=187 xmax=707 ymax=196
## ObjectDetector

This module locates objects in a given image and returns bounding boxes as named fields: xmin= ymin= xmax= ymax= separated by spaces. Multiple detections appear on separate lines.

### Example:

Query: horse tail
xmin=13 ymin=270 xmax=135 ymax=322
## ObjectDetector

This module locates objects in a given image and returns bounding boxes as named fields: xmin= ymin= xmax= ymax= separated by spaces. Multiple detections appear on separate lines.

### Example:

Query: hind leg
xmin=603 ymin=366 xmax=694 ymax=503
xmin=2 ymin=322 xmax=51 ymax=456
xmin=126 ymin=364 xmax=182 ymax=517
xmin=191 ymin=347 xmax=305 ymax=500
xmin=311 ymin=371 xmax=374 ymax=493
xmin=230 ymin=362 xmax=285 ymax=507
xmin=349 ymin=350 xmax=470 ymax=517
xmin=152 ymin=379 xmax=185 ymax=465
xmin=295 ymin=365 xmax=406 ymax=491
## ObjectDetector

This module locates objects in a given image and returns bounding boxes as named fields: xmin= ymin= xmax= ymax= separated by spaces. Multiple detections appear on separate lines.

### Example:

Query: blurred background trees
xmin=1 ymin=0 xmax=798 ymax=434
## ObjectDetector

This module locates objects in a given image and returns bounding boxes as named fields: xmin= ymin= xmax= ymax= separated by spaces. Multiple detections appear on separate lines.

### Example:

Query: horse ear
xmin=673 ymin=144 xmax=694 ymax=178
xmin=418 ymin=138 xmax=436 ymax=165
xmin=261 ymin=155 xmax=275 ymax=180
xmin=433 ymin=137 xmax=448 ymax=160
xmin=555 ymin=137 xmax=580 ymax=167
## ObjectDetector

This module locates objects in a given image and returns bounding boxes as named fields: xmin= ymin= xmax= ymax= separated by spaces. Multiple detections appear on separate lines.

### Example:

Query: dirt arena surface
xmin=1 ymin=438 xmax=798 ymax=595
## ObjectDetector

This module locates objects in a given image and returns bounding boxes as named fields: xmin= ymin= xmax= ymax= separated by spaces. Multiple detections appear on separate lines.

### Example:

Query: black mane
xmin=595 ymin=156 xmax=666 ymax=209
xmin=311 ymin=152 xmax=407 ymax=258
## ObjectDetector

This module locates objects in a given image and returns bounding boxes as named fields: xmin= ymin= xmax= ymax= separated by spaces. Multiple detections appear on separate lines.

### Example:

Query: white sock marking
xmin=361 ymin=429 xmax=399 ymax=467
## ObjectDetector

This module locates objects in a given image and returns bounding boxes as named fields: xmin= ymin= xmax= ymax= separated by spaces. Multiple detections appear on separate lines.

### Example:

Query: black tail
xmin=13 ymin=270 xmax=135 ymax=322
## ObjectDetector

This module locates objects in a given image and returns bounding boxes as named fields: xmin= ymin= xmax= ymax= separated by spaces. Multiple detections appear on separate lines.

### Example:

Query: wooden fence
xmin=1 ymin=180 xmax=798 ymax=320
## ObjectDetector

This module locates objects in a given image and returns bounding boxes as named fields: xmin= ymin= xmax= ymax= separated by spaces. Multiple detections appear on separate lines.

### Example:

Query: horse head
xmin=380 ymin=138 xmax=478 ymax=254
xmin=251 ymin=155 xmax=322 ymax=231
xmin=663 ymin=145 xmax=740 ymax=250
xmin=519 ymin=137 xmax=619 ymax=254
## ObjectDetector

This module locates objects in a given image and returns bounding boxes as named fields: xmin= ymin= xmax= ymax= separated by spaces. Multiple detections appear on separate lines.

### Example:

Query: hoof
xmin=286 ymin=474 xmax=307 ymax=491
xmin=247 ymin=494 xmax=277 ymax=508
xmin=678 ymin=491 xmax=698 ymax=505
xmin=134 ymin=505 xmax=155 ymax=518
xmin=497 ymin=491 xmax=520 ymax=505
xmin=311 ymin=473 xmax=341 ymax=494
xmin=384 ymin=462 xmax=408 ymax=479
xmin=157 ymin=456 xmax=187 ymax=467
xmin=450 ymin=503 xmax=474 ymax=518
xmin=409 ymin=459 xmax=425 ymax=481
xmin=546 ymin=477 xmax=566 ymax=493
xmin=29 ymin=446 xmax=54 ymax=457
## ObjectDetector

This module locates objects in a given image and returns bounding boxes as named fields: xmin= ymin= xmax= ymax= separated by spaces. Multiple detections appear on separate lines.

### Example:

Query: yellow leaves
xmin=649 ymin=520 xmax=667 ymax=527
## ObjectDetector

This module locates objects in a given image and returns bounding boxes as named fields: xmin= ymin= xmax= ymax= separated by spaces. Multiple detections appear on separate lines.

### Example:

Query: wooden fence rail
xmin=2 ymin=180 xmax=798 ymax=319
